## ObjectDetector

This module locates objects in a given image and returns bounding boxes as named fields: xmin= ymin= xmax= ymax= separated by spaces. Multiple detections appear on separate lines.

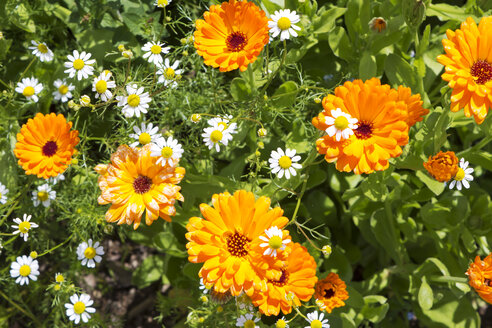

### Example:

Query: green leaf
xmin=272 ymin=81 xmax=298 ymax=108
xmin=418 ymin=277 xmax=434 ymax=310
xmin=359 ymin=52 xmax=377 ymax=80
xmin=384 ymin=54 xmax=419 ymax=91
xmin=312 ymin=6 xmax=347 ymax=34
xmin=426 ymin=3 xmax=477 ymax=22
xmin=328 ymin=26 xmax=353 ymax=61
xmin=360 ymin=295 xmax=389 ymax=323
xmin=132 ymin=255 xmax=166 ymax=288
xmin=466 ymin=151 xmax=492 ymax=171
xmin=230 ymin=78 xmax=252 ymax=101
xmin=153 ymin=232 xmax=188 ymax=258
xmin=415 ymin=171 xmax=445 ymax=196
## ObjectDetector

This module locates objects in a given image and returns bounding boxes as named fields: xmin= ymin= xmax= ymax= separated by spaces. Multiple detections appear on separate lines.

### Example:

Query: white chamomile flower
xmin=276 ymin=317 xmax=289 ymax=328
xmin=64 ymin=50 xmax=96 ymax=80
xmin=12 ymin=214 xmax=38 ymax=242
xmin=259 ymin=226 xmax=291 ymax=257
xmin=207 ymin=115 xmax=237 ymax=135
xmin=325 ymin=108 xmax=358 ymax=141
xmin=29 ymin=40 xmax=54 ymax=62
xmin=32 ymin=183 xmax=56 ymax=207
xmin=48 ymin=173 xmax=65 ymax=185
xmin=77 ymin=239 xmax=104 ymax=268
xmin=129 ymin=122 xmax=161 ymax=147
xmin=0 ymin=182 xmax=8 ymax=204
xmin=65 ymin=293 xmax=96 ymax=325
xmin=150 ymin=136 xmax=184 ymax=166
xmin=305 ymin=311 xmax=330 ymax=328
xmin=268 ymin=9 xmax=301 ymax=41
xmin=157 ymin=58 xmax=183 ymax=89
xmin=10 ymin=255 xmax=39 ymax=285
xmin=15 ymin=77 xmax=43 ymax=102
xmin=269 ymin=148 xmax=302 ymax=179
xmin=202 ymin=125 xmax=234 ymax=152
xmin=116 ymin=84 xmax=152 ymax=118
xmin=142 ymin=41 xmax=170 ymax=66
xmin=92 ymin=71 xmax=116 ymax=102
xmin=236 ymin=313 xmax=259 ymax=328
xmin=154 ymin=0 xmax=172 ymax=7
xmin=53 ymin=79 xmax=75 ymax=103
xmin=449 ymin=158 xmax=474 ymax=191
xmin=199 ymin=278 xmax=212 ymax=294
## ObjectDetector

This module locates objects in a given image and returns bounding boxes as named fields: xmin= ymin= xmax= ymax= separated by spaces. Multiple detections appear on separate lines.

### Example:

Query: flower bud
xmin=314 ymin=97 xmax=321 ymax=104
xmin=257 ymin=128 xmax=267 ymax=137
xmin=182 ymin=50 xmax=189 ymax=56
xmin=402 ymin=0 xmax=426 ymax=28
xmin=257 ymin=141 xmax=264 ymax=149
xmin=321 ymin=245 xmax=332 ymax=257
xmin=200 ymin=296 xmax=208 ymax=303
xmin=216 ymin=306 xmax=223 ymax=313
xmin=30 ymin=251 xmax=38 ymax=259
xmin=71 ymin=158 xmax=79 ymax=165
xmin=369 ymin=17 xmax=387 ymax=33
xmin=54 ymin=284 xmax=61 ymax=291
xmin=191 ymin=114 xmax=201 ymax=123
xmin=122 ymin=50 xmax=133 ymax=59
xmin=117 ymin=44 xmax=126 ymax=52
xmin=80 ymin=95 xmax=91 ymax=107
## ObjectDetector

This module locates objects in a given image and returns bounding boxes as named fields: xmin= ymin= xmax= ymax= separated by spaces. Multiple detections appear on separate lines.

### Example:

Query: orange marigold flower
xmin=312 ymin=78 xmax=422 ymax=174
xmin=466 ymin=254 xmax=492 ymax=304
xmin=397 ymin=85 xmax=429 ymax=128
xmin=14 ymin=113 xmax=79 ymax=179
xmin=423 ymin=151 xmax=459 ymax=182
xmin=185 ymin=190 xmax=288 ymax=297
xmin=437 ymin=16 xmax=492 ymax=124
xmin=193 ymin=0 xmax=269 ymax=72
xmin=250 ymin=243 xmax=317 ymax=316
xmin=96 ymin=145 xmax=185 ymax=229
xmin=315 ymin=272 xmax=349 ymax=313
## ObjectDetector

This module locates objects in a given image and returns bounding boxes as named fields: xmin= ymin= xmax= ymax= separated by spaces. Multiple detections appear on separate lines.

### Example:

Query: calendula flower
xmin=396 ymin=85 xmax=429 ymax=128
xmin=186 ymin=190 xmax=289 ymax=296
xmin=259 ymin=226 xmax=291 ymax=257
xmin=305 ymin=311 xmax=330 ymax=328
xmin=448 ymin=158 xmax=474 ymax=190
xmin=466 ymin=253 xmax=492 ymax=304
xmin=96 ymin=145 xmax=185 ymax=229
xmin=77 ymin=239 xmax=104 ymax=268
xmin=142 ymin=41 xmax=170 ymax=66
xmin=324 ymin=108 xmax=358 ymax=141
xmin=10 ymin=255 xmax=39 ymax=285
xmin=251 ymin=243 xmax=317 ymax=316
xmin=0 ymin=183 xmax=8 ymax=204
xmin=116 ymin=84 xmax=152 ymax=118
xmin=269 ymin=148 xmax=302 ymax=179
xmin=32 ymin=183 xmax=56 ymax=207
xmin=65 ymin=293 xmax=96 ymax=324
xmin=29 ymin=40 xmax=54 ymax=62
xmin=92 ymin=71 xmax=116 ymax=102
xmin=15 ymin=77 xmax=43 ymax=102
xmin=150 ymin=136 xmax=184 ymax=167
xmin=315 ymin=272 xmax=349 ymax=313
xmin=129 ymin=123 xmax=161 ymax=147
xmin=369 ymin=17 xmax=387 ymax=33
xmin=437 ymin=16 xmax=492 ymax=124
xmin=423 ymin=151 xmax=459 ymax=182
xmin=157 ymin=58 xmax=182 ymax=89
xmin=194 ymin=0 xmax=269 ymax=72
xmin=268 ymin=9 xmax=301 ymax=41
xmin=12 ymin=214 xmax=38 ymax=242
xmin=64 ymin=50 xmax=96 ymax=80
xmin=154 ymin=0 xmax=172 ymax=7
xmin=202 ymin=125 xmax=234 ymax=152
xmin=236 ymin=313 xmax=259 ymax=328
xmin=53 ymin=79 xmax=75 ymax=103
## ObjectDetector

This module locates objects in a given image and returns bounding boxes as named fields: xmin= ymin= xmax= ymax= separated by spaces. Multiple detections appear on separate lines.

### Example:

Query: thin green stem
xmin=258 ymin=40 xmax=288 ymax=98
xmin=0 ymin=289 xmax=41 ymax=326
xmin=457 ymin=135 xmax=492 ymax=157
xmin=38 ymin=233 xmax=74 ymax=257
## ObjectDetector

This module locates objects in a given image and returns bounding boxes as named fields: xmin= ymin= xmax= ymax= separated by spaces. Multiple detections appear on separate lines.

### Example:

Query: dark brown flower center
xmin=269 ymin=270 xmax=289 ymax=287
xmin=133 ymin=175 xmax=152 ymax=194
xmin=323 ymin=288 xmax=335 ymax=298
xmin=226 ymin=32 xmax=247 ymax=52
xmin=226 ymin=232 xmax=249 ymax=257
xmin=470 ymin=60 xmax=492 ymax=85
xmin=354 ymin=121 xmax=373 ymax=139
xmin=42 ymin=141 xmax=58 ymax=157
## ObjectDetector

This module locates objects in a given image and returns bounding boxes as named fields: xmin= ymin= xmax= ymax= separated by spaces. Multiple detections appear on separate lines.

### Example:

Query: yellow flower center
xmin=54 ymin=284 xmax=61 ymax=291
xmin=95 ymin=80 xmax=107 ymax=94
xmin=127 ymin=94 xmax=141 ymax=107
xmin=56 ymin=274 xmax=65 ymax=283
xmin=73 ymin=301 xmax=86 ymax=314
xmin=165 ymin=68 xmax=175 ymax=78
xmin=23 ymin=86 xmax=35 ymax=97
xmin=278 ymin=155 xmax=292 ymax=169
xmin=138 ymin=132 xmax=151 ymax=145
xmin=311 ymin=320 xmax=323 ymax=328
xmin=19 ymin=265 xmax=31 ymax=277
xmin=276 ymin=319 xmax=287 ymax=328
xmin=277 ymin=17 xmax=292 ymax=31
xmin=37 ymin=43 xmax=48 ymax=53
xmin=84 ymin=247 xmax=96 ymax=259
xmin=334 ymin=116 xmax=349 ymax=130
xmin=244 ymin=320 xmax=256 ymax=328
xmin=150 ymin=44 xmax=162 ymax=54
xmin=73 ymin=59 xmax=85 ymax=70
xmin=210 ymin=130 xmax=223 ymax=143
xmin=454 ymin=167 xmax=465 ymax=181
xmin=37 ymin=191 xmax=49 ymax=202
xmin=268 ymin=235 xmax=283 ymax=250
xmin=218 ymin=122 xmax=228 ymax=130
xmin=58 ymin=85 xmax=69 ymax=95
xmin=161 ymin=146 xmax=173 ymax=158
xmin=157 ymin=0 xmax=168 ymax=5
xmin=19 ymin=221 xmax=31 ymax=233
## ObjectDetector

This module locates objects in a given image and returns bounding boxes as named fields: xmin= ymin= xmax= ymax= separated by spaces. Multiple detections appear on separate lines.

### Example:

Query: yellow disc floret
xmin=23 ymin=86 xmax=35 ymax=97
xmin=150 ymin=45 xmax=162 ymax=54
xmin=73 ymin=59 xmax=85 ymax=70
xmin=19 ymin=221 xmax=31 ymax=234
xmin=334 ymin=116 xmax=349 ymax=130
xmin=311 ymin=320 xmax=323 ymax=328
xmin=165 ymin=68 xmax=175 ymax=78
xmin=37 ymin=191 xmax=49 ymax=202
xmin=37 ymin=43 xmax=48 ymax=53
xmin=95 ymin=80 xmax=107 ymax=94
xmin=276 ymin=319 xmax=287 ymax=328
xmin=73 ymin=301 xmax=86 ymax=314
xmin=244 ymin=320 xmax=256 ymax=328
xmin=268 ymin=235 xmax=283 ymax=249
xmin=278 ymin=155 xmax=292 ymax=169
xmin=58 ymin=85 xmax=69 ymax=95
xmin=127 ymin=94 xmax=141 ymax=107
xmin=455 ymin=167 xmax=465 ymax=181
xmin=19 ymin=265 xmax=31 ymax=277
xmin=161 ymin=146 xmax=173 ymax=158
xmin=277 ymin=17 xmax=291 ymax=30
xmin=56 ymin=274 xmax=65 ymax=283
xmin=138 ymin=132 xmax=151 ymax=145
xmin=84 ymin=247 xmax=96 ymax=259
xmin=210 ymin=130 xmax=223 ymax=143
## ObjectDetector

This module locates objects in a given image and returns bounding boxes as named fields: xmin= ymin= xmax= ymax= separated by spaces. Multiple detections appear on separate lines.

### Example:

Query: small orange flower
xmin=369 ymin=17 xmax=387 ymax=33
xmin=466 ymin=254 xmax=492 ymax=304
xmin=14 ymin=113 xmax=79 ymax=179
xmin=423 ymin=151 xmax=459 ymax=182
xmin=315 ymin=272 xmax=349 ymax=313
xmin=437 ymin=16 xmax=492 ymax=124
xmin=194 ymin=0 xmax=269 ymax=72
xmin=96 ymin=145 xmax=185 ymax=229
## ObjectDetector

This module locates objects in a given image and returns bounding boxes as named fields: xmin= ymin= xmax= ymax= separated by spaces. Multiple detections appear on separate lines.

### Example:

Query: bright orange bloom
xmin=185 ymin=190 xmax=288 ymax=297
xmin=96 ymin=145 xmax=185 ymax=229
xmin=312 ymin=78 xmax=426 ymax=174
xmin=194 ymin=0 xmax=269 ymax=72
xmin=315 ymin=272 xmax=349 ymax=313
xmin=423 ymin=151 xmax=459 ymax=182
xmin=250 ymin=243 xmax=317 ymax=316
xmin=466 ymin=254 xmax=492 ymax=304
xmin=437 ymin=16 xmax=492 ymax=124
xmin=14 ymin=113 xmax=79 ymax=179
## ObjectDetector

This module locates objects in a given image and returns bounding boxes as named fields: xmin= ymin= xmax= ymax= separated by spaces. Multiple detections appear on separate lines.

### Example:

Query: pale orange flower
xmin=423 ymin=151 xmax=459 ymax=182
xmin=466 ymin=253 xmax=492 ymax=304
xmin=315 ymin=272 xmax=349 ymax=313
